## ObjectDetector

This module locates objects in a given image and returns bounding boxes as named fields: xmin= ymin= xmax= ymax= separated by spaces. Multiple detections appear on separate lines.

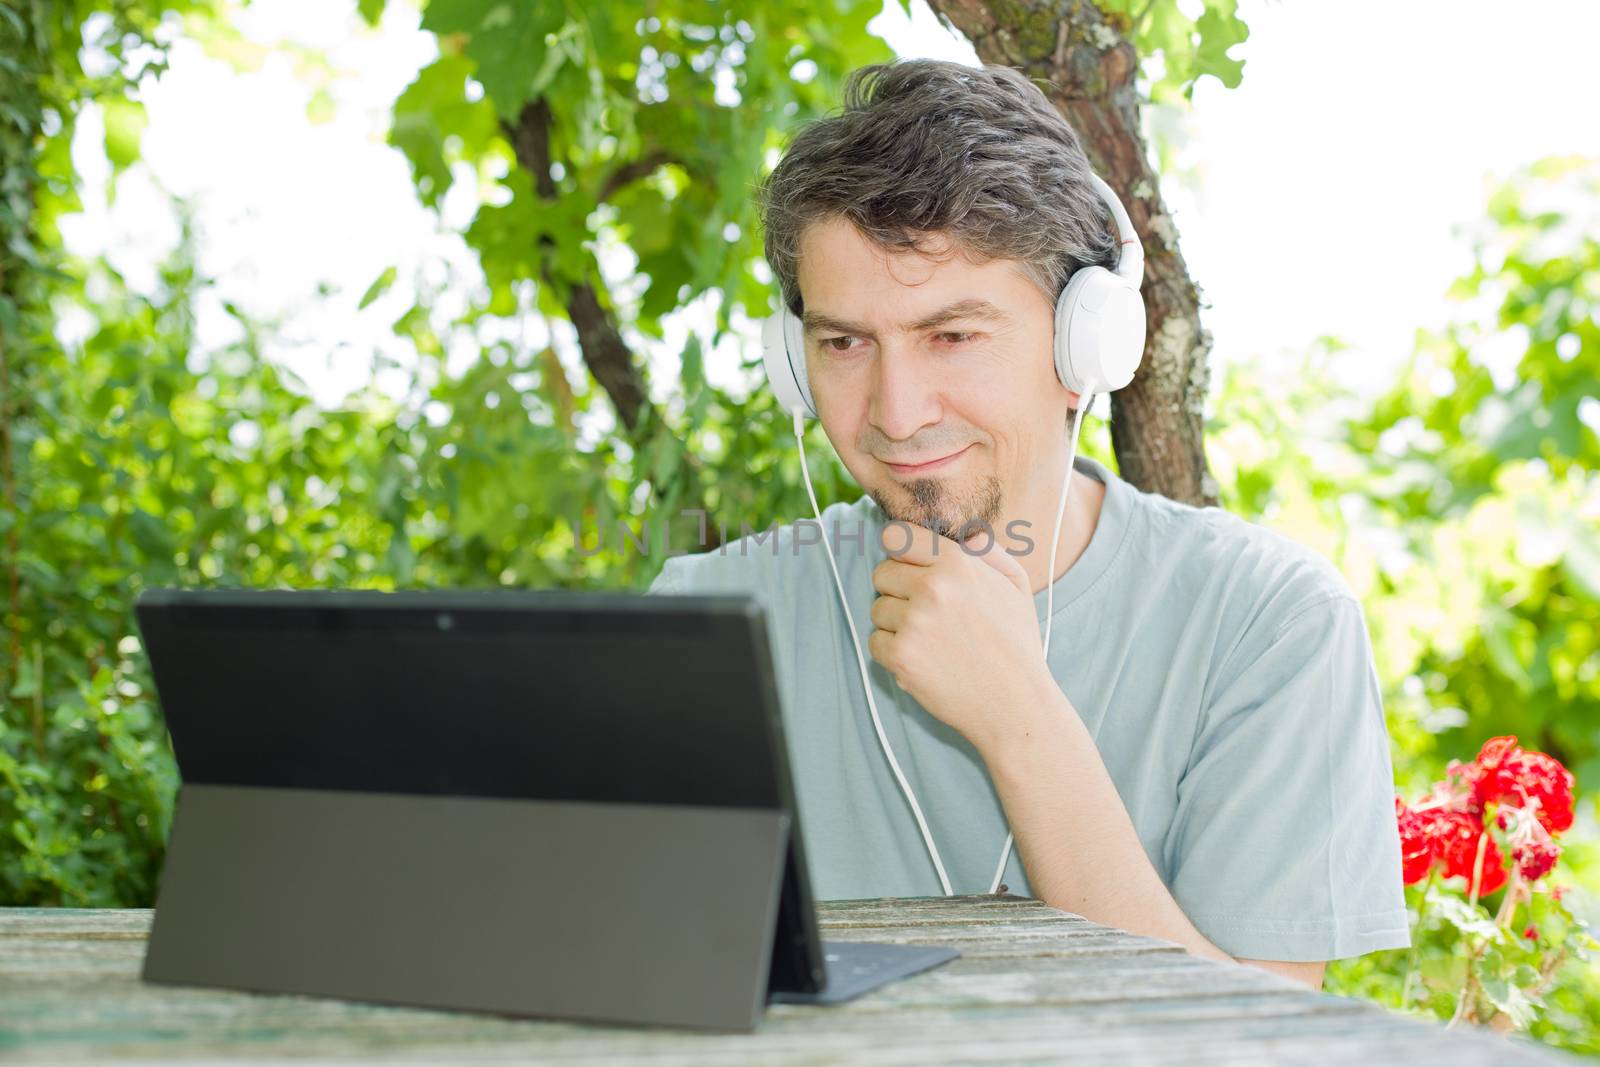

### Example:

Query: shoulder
xmin=647 ymin=496 xmax=879 ymax=598
xmin=1119 ymin=477 xmax=1361 ymax=662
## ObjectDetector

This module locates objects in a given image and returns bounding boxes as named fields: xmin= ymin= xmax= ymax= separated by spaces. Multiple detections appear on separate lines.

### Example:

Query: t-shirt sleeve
xmin=1163 ymin=592 xmax=1411 ymax=962
xmin=645 ymin=551 xmax=762 ymax=599
xmin=646 ymin=556 xmax=687 ymax=595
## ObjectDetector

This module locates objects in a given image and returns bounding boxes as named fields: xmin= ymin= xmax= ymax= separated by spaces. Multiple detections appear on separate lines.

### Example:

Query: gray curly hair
xmin=757 ymin=59 xmax=1119 ymax=317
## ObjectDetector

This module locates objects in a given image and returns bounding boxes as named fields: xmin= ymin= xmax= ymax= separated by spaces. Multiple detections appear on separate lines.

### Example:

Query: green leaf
xmin=1561 ymin=521 xmax=1600 ymax=601
xmin=1192 ymin=4 xmax=1248 ymax=90
xmin=305 ymin=87 xmax=336 ymax=125
xmin=358 ymin=266 xmax=398 ymax=310
xmin=1479 ymin=968 xmax=1538 ymax=1029
xmin=1429 ymin=892 xmax=1505 ymax=942
xmin=680 ymin=335 xmax=704 ymax=393
xmin=389 ymin=55 xmax=499 ymax=210
xmin=102 ymin=96 xmax=147 ymax=175
xmin=127 ymin=510 xmax=173 ymax=559
xmin=613 ymin=186 xmax=672 ymax=256
xmin=1481 ymin=606 xmax=1535 ymax=693
xmin=421 ymin=0 xmax=567 ymax=121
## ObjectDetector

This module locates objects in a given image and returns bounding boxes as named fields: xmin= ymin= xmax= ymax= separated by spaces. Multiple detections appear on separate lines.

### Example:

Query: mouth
xmin=882 ymin=443 xmax=974 ymax=476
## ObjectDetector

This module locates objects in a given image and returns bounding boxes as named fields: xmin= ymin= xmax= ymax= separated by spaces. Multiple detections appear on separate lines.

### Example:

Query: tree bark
xmin=925 ymin=0 xmax=1219 ymax=507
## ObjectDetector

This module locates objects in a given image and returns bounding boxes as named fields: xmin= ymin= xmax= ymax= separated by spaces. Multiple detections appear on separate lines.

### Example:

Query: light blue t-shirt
xmin=647 ymin=455 xmax=1410 ymax=961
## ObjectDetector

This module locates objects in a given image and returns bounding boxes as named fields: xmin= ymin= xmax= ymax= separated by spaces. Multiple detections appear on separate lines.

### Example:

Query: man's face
xmin=795 ymin=217 xmax=1074 ymax=539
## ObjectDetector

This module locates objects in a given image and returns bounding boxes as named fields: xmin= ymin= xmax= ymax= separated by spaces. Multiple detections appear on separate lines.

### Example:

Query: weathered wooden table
xmin=0 ymin=895 xmax=1571 ymax=1064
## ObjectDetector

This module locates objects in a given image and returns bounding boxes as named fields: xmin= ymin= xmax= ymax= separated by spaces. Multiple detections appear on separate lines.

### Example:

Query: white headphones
xmin=770 ymin=172 xmax=1147 ymax=897
xmin=761 ymin=172 xmax=1146 ymax=418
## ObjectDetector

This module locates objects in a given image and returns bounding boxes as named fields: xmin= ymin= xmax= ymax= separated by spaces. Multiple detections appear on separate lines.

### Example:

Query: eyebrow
xmin=801 ymin=299 xmax=1011 ymax=337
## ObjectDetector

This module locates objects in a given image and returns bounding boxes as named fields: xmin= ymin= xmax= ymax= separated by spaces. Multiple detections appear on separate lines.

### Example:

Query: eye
xmin=821 ymin=336 xmax=861 ymax=353
xmin=936 ymin=331 xmax=975 ymax=345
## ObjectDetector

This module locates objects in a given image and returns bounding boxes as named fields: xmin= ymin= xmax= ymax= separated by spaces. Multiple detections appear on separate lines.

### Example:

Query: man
xmin=648 ymin=60 xmax=1408 ymax=990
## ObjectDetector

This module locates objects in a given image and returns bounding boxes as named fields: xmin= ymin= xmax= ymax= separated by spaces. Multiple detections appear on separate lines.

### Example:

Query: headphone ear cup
xmin=761 ymin=310 xmax=816 ymax=417
xmin=1053 ymin=266 xmax=1147 ymax=395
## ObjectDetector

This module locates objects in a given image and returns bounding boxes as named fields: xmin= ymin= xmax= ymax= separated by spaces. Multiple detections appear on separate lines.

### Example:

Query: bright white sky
xmin=59 ymin=0 xmax=1600 ymax=411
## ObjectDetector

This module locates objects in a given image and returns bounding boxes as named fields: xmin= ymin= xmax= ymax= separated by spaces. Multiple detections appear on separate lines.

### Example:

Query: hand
xmin=867 ymin=521 xmax=1056 ymax=754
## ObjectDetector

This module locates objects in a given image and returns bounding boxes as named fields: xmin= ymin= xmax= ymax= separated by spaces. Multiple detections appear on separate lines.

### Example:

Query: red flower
xmin=1523 ymin=925 xmax=1538 ymax=941
xmin=1514 ymin=840 xmax=1560 ymax=882
xmin=1394 ymin=800 xmax=1509 ymax=894
xmin=1396 ymin=797 xmax=1434 ymax=885
xmin=1516 ymin=751 xmax=1575 ymax=833
xmin=1393 ymin=735 xmax=1575 ymax=896
xmin=1473 ymin=736 xmax=1521 ymax=798
xmin=1472 ymin=736 xmax=1575 ymax=834
xmin=1432 ymin=809 xmax=1508 ymax=896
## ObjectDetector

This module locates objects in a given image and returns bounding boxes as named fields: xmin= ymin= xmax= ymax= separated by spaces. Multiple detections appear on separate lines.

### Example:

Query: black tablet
xmin=135 ymin=587 xmax=955 ymax=1029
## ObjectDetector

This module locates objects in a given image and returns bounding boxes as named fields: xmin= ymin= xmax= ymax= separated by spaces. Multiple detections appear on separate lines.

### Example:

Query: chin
xmin=867 ymin=473 xmax=1003 ymax=540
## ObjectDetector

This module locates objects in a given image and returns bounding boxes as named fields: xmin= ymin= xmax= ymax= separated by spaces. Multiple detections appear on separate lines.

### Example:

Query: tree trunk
xmin=926 ymin=0 xmax=1219 ymax=507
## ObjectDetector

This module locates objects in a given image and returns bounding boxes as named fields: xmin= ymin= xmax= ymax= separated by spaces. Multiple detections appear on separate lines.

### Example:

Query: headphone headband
xmin=1084 ymin=173 xmax=1145 ymax=286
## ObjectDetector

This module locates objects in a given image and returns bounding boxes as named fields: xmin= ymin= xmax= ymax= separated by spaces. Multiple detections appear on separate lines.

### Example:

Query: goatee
xmin=870 ymin=475 xmax=1004 ymax=541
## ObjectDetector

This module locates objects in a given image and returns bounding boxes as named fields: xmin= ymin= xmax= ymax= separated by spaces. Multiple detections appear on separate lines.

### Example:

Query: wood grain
xmin=0 ymin=896 xmax=1571 ymax=1064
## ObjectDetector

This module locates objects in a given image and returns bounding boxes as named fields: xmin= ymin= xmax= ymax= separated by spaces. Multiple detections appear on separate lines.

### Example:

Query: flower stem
xmin=1451 ymin=831 xmax=1497 ymax=1027
xmin=1399 ymin=872 xmax=1435 ymax=1011
xmin=1468 ymin=830 xmax=1490 ymax=908
xmin=1495 ymin=873 xmax=1523 ymax=930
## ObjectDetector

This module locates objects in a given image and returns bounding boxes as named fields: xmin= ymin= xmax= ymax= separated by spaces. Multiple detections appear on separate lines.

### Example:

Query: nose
xmin=869 ymin=342 xmax=941 ymax=443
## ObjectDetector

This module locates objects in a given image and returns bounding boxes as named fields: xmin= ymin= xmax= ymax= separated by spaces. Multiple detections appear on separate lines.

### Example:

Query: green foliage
xmin=394 ymin=0 xmax=892 ymax=332
xmin=1332 ymin=878 xmax=1600 ymax=1054
xmin=2 ymin=0 xmax=214 ymax=905
xmin=1098 ymin=0 xmax=1250 ymax=101
xmin=1 ymin=1 xmax=883 ymax=905
xmin=1352 ymin=158 xmax=1599 ymax=792
xmin=5 ymin=216 xmax=394 ymax=904
xmin=1200 ymin=159 xmax=1599 ymax=1053
xmin=378 ymin=0 xmax=895 ymax=595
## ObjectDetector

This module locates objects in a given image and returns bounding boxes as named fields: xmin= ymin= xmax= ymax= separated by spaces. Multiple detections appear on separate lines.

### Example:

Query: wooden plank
xmin=0 ymin=992 xmax=1562 ymax=1065
xmin=0 ymin=908 xmax=153 ymax=938
xmin=0 ymin=995 xmax=1558 ymax=1066
xmin=0 ymin=902 xmax=1574 ymax=1066
xmin=817 ymin=894 xmax=1058 ymax=924
xmin=818 ymin=921 xmax=1187 ymax=954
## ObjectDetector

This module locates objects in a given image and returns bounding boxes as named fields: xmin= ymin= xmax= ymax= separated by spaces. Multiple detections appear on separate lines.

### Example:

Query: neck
xmin=1006 ymin=455 xmax=1104 ymax=595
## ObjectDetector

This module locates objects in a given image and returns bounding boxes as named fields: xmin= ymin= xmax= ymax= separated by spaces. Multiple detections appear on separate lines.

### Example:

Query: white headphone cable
xmin=987 ymin=391 xmax=1092 ymax=893
xmin=793 ymin=406 xmax=955 ymax=896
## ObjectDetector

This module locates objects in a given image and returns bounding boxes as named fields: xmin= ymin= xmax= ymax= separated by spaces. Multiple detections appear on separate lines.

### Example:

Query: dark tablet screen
xmin=135 ymin=587 xmax=826 ymax=994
